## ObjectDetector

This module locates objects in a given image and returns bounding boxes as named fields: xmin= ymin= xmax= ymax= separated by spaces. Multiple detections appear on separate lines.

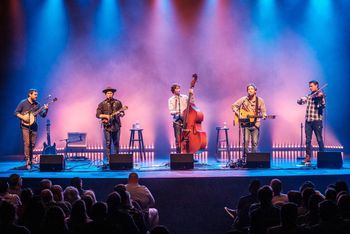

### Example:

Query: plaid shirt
xmin=299 ymin=94 xmax=325 ymax=121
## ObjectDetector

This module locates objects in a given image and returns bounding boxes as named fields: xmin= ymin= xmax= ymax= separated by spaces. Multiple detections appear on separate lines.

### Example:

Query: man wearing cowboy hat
xmin=96 ymin=86 xmax=125 ymax=167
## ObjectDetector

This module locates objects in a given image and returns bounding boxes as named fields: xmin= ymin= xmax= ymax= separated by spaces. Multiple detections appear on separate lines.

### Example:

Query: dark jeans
xmin=103 ymin=128 xmax=120 ymax=164
xmin=305 ymin=120 xmax=324 ymax=157
xmin=173 ymin=122 xmax=182 ymax=153
xmin=22 ymin=128 xmax=37 ymax=162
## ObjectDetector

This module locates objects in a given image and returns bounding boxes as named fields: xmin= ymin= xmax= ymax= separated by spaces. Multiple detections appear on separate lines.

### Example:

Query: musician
xmin=96 ymin=86 xmax=124 ymax=167
xmin=297 ymin=80 xmax=325 ymax=164
xmin=232 ymin=84 xmax=267 ymax=159
xmin=14 ymin=89 xmax=48 ymax=169
xmin=168 ymin=84 xmax=194 ymax=153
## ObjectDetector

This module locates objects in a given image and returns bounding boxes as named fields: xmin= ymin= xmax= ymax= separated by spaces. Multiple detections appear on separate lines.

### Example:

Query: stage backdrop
xmin=1 ymin=0 xmax=349 ymax=157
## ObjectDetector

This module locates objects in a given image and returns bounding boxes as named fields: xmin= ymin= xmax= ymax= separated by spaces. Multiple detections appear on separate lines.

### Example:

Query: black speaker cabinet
xmin=246 ymin=153 xmax=271 ymax=168
xmin=170 ymin=154 xmax=194 ymax=170
xmin=40 ymin=155 xmax=64 ymax=171
xmin=109 ymin=154 xmax=133 ymax=170
xmin=317 ymin=152 xmax=343 ymax=169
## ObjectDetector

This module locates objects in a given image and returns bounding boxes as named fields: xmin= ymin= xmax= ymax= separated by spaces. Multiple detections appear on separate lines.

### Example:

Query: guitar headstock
xmin=190 ymin=73 xmax=198 ymax=88
xmin=122 ymin=106 xmax=128 ymax=111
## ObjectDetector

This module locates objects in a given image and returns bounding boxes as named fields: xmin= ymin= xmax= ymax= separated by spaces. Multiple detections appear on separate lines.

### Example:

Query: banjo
xmin=21 ymin=97 xmax=58 ymax=126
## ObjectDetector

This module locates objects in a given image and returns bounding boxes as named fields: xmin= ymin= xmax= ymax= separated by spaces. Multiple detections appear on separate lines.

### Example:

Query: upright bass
xmin=180 ymin=74 xmax=207 ymax=153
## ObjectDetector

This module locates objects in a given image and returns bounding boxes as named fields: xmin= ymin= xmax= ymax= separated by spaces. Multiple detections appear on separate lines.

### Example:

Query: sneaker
xmin=224 ymin=207 xmax=237 ymax=219
xmin=26 ymin=160 xmax=32 ymax=170
xmin=304 ymin=155 xmax=311 ymax=164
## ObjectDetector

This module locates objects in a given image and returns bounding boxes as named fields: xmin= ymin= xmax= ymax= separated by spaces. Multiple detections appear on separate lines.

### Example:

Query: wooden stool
xmin=128 ymin=128 xmax=146 ymax=159
xmin=216 ymin=127 xmax=230 ymax=156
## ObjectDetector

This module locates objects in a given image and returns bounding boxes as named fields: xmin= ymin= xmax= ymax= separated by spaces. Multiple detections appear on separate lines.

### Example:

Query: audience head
xmin=40 ymin=179 xmax=52 ymax=191
xmin=335 ymin=180 xmax=349 ymax=194
xmin=337 ymin=194 xmax=350 ymax=219
xmin=299 ymin=180 xmax=315 ymax=193
xmin=43 ymin=206 xmax=67 ymax=231
xmin=308 ymin=194 xmax=324 ymax=214
xmin=116 ymin=189 xmax=133 ymax=208
xmin=150 ymin=225 xmax=170 ymax=234
xmin=258 ymin=185 xmax=273 ymax=207
xmin=114 ymin=184 xmax=126 ymax=192
xmin=128 ymin=172 xmax=139 ymax=184
xmin=319 ymin=200 xmax=338 ymax=222
xmin=64 ymin=186 xmax=81 ymax=204
xmin=325 ymin=187 xmax=337 ymax=202
xmin=280 ymin=203 xmax=298 ymax=228
xmin=91 ymin=202 xmax=107 ymax=222
xmin=82 ymin=194 xmax=94 ymax=216
xmin=270 ymin=178 xmax=283 ymax=196
xmin=287 ymin=190 xmax=302 ymax=206
xmin=83 ymin=190 xmax=97 ymax=204
xmin=41 ymin=189 xmax=54 ymax=204
xmin=51 ymin=185 xmax=64 ymax=202
xmin=106 ymin=192 xmax=121 ymax=213
xmin=301 ymin=187 xmax=316 ymax=209
xmin=8 ymin=173 xmax=22 ymax=190
xmin=248 ymin=179 xmax=261 ymax=195
xmin=70 ymin=177 xmax=83 ymax=191
xmin=70 ymin=199 xmax=88 ymax=223
xmin=20 ymin=188 xmax=34 ymax=205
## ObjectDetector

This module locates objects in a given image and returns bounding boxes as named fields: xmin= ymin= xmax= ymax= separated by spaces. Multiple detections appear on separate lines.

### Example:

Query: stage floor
xmin=0 ymin=154 xmax=349 ymax=179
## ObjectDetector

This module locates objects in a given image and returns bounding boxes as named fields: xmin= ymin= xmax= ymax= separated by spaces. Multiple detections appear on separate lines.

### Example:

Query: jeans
xmin=22 ymin=128 xmax=37 ymax=162
xmin=103 ymin=128 xmax=120 ymax=164
xmin=305 ymin=120 xmax=324 ymax=157
xmin=243 ymin=126 xmax=260 ymax=157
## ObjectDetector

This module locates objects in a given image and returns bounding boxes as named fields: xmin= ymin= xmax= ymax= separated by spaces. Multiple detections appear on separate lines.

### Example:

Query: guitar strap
xmin=255 ymin=96 xmax=259 ymax=125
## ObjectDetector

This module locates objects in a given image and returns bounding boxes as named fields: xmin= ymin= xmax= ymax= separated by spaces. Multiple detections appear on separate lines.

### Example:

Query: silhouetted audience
xmin=126 ymin=172 xmax=159 ymax=228
xmin=70 ymin=177 xmax=86 ymax=197
xmin=67 ymin=200 xmax=91 ymax=234
xmin=0 ymin=201 xmax=30 ymax=234
xmin=0 ymin=181 xmax=21 ymax=206
xmin=41 ymin=206 xmax=69 ymax=234
xmin=85 ymin=202 xmax=109 ymax=234
xmin=250 ymin=185 xmax=280 ymax=234
xmin=64 ymin=186 xmax=81 ymax=205
xmin=270 ymin=178 xmax=288 ymax=206
xmin=268 ymin=202 xmax=308 ymax=234
xmin=8 ymin=173 xmax=23 ymax=196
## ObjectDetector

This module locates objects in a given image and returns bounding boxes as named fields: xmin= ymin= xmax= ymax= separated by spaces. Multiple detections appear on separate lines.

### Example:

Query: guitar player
xmin=15 ymin=88 xmax=48 ymax=169
xmin=231 ymin=84 xmax=267 ymax=160
xmin=96 ymin=86 xmax=125 ymax=168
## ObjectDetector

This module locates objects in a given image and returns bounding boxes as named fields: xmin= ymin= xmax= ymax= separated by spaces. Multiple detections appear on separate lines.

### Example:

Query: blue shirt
xmin=14 ymin=98 xmax=47 ymax=131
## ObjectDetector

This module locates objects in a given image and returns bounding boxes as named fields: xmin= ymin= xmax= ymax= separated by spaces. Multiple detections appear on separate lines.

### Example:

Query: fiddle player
xmin=297 ymin=80 xmax=325 ymax=165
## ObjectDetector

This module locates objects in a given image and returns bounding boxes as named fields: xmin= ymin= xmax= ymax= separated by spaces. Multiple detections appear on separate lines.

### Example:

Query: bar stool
xmin=216 ymin=126 xmax=230 ymax=156
xmin=128 ymin=128 xmax=146 ymax=159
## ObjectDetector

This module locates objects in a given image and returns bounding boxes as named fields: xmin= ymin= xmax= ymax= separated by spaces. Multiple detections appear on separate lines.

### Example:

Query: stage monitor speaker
xmin=109 ymin=154 xmax=133 ymax=170
xmin=246 ymin=153 xmax=271 ymax=168
xmin=170 ymin=154 xmax=194 ymax=170
xmin=317 ymin=152 xmax=343 ymax=169
xmin=40 ymin=155 xmax=64 ymax=172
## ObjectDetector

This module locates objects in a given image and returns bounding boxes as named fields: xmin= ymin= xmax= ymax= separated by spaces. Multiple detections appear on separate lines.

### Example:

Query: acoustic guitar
xmin=233 ymin=109 xmax=276 ymax=126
